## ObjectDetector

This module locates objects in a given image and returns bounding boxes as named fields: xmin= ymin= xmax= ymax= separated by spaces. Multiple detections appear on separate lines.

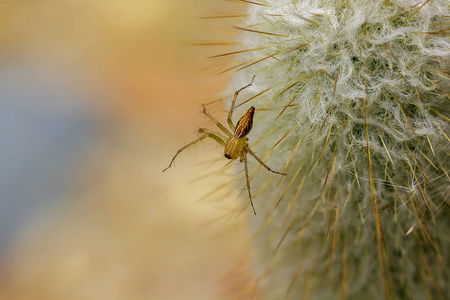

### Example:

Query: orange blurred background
xmin=0 ymin=1 xmax=257 ymax=299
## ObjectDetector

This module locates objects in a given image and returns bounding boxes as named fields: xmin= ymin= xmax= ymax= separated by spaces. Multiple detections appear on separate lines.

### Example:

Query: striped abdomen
xmin=234 ymin=106 xmax=255 ymax=138
xmin=224 ymin=137 xmax=245 ymax=160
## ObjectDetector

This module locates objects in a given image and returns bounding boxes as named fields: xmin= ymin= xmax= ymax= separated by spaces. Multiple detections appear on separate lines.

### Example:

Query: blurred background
xmin=0 ymin=1 xmax=256 ymax=299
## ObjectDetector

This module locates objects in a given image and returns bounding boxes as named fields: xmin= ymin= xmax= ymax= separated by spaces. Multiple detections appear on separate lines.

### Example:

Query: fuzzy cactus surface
xmin=218 ymin=0 xmax=450 ymax=299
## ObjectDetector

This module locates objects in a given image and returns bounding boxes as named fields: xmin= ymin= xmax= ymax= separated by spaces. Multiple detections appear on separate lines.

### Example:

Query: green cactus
xmin=214 ymin=0 xmax=449 ymax=299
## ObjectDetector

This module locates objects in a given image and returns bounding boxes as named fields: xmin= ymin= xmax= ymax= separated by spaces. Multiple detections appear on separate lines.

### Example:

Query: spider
xmin=163 ymin=76 xmax=286 ymax=214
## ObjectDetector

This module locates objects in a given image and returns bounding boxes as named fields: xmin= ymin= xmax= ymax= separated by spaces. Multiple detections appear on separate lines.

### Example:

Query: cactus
xmin=213 ymin=0 xmax=449 ymax=299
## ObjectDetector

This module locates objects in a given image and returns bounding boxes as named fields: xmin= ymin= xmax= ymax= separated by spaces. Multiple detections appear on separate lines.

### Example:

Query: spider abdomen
xmin=224 ymin=137 xmax=246 ymax=159
xmin=234 ymin=106 xmax=255 ymax=138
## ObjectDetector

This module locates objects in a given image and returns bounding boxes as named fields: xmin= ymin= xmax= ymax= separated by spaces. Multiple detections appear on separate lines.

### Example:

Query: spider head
xmin=224 ymin=136 xmax=246 ymax=160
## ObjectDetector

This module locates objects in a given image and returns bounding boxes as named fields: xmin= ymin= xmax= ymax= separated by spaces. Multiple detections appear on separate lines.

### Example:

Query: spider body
xmin=163 ymin=77 xmax=285 ymax=214
xmin=224 ymin=106 xmax=254 ymax=160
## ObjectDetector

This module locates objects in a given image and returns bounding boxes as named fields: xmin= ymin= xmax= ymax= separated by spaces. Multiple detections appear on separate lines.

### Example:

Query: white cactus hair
xmin=209 ymin=0 xmax=449 ymax=299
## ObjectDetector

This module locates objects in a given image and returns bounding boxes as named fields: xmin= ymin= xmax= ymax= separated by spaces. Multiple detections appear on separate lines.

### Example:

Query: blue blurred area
xmin=0 ymin=64 xmax=102 ymax=248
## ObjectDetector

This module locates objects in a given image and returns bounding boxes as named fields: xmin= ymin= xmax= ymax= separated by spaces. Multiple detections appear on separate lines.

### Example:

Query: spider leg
xmin=202 ymin=104 xmax=233 ymax=137
xmin=243 ymin=152 xmax=257 ymax=215
xmin=198 ymin=128 xmax=228 ymax=146
xmin=227 ymin=76 xmax=256 ymax=131
xmin=163 ymin=129 xmax=227 ymax=172
xmin=246 ymin=146 xmax=287 ymax=176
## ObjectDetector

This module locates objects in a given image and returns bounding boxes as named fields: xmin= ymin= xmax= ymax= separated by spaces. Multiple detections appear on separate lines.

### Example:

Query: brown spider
xmin=163 ymin=77 xmax=286 ymax=214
